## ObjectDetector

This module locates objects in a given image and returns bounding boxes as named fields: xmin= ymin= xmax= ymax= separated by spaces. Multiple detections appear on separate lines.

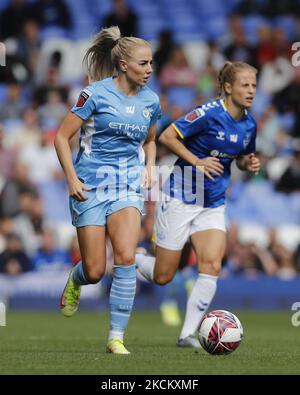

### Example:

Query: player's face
xmin=123 ymin=45 xmax=153 ymax=87
xmin=227 ymin=70 xmax=257 ymax=109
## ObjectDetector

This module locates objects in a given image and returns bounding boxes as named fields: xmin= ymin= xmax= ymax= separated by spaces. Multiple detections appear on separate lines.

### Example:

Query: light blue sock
xmin=109 ymin=264 xmax=136 ymax=341
xmin=71 ymin=261 xmax=90 ymax=286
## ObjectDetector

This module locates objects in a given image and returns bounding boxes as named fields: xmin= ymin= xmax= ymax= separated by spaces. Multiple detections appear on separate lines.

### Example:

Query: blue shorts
xmin=69 ymin=189 xmax=144 ymax=227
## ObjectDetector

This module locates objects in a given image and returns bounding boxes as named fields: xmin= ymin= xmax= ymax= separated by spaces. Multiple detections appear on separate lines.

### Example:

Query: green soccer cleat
xmin=106 ymin=339 xmax=130 ymax=355
xmin=160 ymin=301 xmax=181 ymax=327
xmin=60 ymin=271 xmax=81 ymax=317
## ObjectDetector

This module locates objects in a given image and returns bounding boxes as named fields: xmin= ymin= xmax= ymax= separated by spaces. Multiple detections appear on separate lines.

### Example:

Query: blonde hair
xmin=83 ymin=26 xmax=151 ymax=82
xmin=217 ymin=61 xmax=257 ymax=98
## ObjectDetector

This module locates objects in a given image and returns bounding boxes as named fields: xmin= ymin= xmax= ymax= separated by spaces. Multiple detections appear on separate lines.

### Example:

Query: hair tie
xmin=113 ymin=38 xmax=121 ymax=47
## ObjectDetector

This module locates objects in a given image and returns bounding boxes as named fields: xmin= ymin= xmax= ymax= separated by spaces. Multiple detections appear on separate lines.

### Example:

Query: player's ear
xmin=224 ymin=82 xmax=232 ymax=95
xmin=119 ymin=59 xmax=127 ymax=72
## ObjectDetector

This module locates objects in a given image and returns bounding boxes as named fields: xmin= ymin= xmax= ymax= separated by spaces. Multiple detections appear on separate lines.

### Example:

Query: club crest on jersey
xmin=142 ymin=107 xmax=151 ymax=119
xmin=185 ymin=108 xmax=205 ymax=123
xmin=230 ymin=134 xmax=238 ymax=143
xmin=76 ymin=89 xmax=91 ymax=107
xmin=243 ymin=133 xmax=251 ymax=148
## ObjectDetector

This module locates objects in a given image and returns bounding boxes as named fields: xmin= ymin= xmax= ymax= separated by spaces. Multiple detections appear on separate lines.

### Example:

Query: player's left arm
xmin=142 ymin=124 xmax=157 ymax=189
xmin=236 ymin=153 xmax=260 ymax=174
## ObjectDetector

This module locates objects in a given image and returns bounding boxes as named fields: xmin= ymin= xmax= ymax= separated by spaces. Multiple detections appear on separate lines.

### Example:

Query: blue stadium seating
xmin=40 ymin=26 xmax=70 ymax=41
xmin=242 ymin=15 xmax=270 ymax=45
xmin=273 ymin=16 xmax=298 ymax=41
xmin=205 ymin=16 xmax=229 ymax=41
xmin=37 ymin=181 xmax=71 ymax=222
xmin=167 ymin=86 xmax=197 ymax=110
xmin=12 ymin=0 xmax=297 ymax=46
xmin=0 ymin=0 xmax=10 ymax=12
xmin=0 ymin=84 xmax=7 ymax=104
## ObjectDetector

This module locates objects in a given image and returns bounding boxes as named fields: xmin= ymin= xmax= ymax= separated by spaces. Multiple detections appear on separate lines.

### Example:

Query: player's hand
xmin=195 ymin=157 xmax=224 ymax=180
xmin=68 ymin=178 xmax=91 ymax=201
xmin=141 ymin=165 xmax=157 ymax=190
xmin=246 ymin=153 xmax=260 ymax=175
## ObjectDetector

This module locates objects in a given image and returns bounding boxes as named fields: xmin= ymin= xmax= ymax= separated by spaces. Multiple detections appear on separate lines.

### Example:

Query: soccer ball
xmin=198 ymin=310 xmax=243 ymax=355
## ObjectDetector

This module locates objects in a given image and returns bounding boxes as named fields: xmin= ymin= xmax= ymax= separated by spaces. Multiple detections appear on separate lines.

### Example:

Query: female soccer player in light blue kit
xmin=54 ymin=26 xmax=160 ymax=354
xmin=136 ymin=61 xmax=261 ymax=348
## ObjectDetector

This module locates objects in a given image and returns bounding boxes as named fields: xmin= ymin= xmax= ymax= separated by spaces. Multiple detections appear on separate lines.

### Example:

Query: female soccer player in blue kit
xmin=136 ymin=61 xmax=261 ymax=348
xmin=54 ymin=26 xmax=160 ymax=354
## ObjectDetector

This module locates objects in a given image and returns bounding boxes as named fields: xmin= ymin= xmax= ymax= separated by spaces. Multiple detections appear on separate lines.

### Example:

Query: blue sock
xmin=109 ymin=264 xmax=136 ymax=341
xmin=72 ymin=261 xmax=90 ymax=286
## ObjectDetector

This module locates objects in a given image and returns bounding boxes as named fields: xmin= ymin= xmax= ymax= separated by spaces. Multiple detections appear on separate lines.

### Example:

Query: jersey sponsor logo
xmin=126 ymin=105 xmax=135 ymax=114
xmin=185 ymin=108 xmax=205 ymax=123
xmin=230 ymin=134 xmax=238 ymax=143
xmin=109 ymin=121 xmax=147 ymax=132
xmin=216 ymin=131 xmax=225 ymax=141
xmin=210 ymin=150 xmax=237 ymax=159
xmin=76 ymin=89 xmax=91 ymax=107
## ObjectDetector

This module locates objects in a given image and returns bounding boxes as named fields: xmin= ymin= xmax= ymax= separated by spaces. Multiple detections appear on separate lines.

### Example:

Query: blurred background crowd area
xmin=0 ymin=0 xmax=300 ymax=280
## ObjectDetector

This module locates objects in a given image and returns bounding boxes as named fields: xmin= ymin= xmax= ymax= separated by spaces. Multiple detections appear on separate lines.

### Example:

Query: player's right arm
xmin=54 ymin=112 xmax=90 ymax=201
xmin=159 ymin=124 xmax=224 ymax=181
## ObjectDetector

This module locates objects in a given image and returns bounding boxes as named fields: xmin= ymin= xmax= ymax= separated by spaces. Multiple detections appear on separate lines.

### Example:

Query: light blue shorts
xmin=69 ymin=189 xmax=144 ymax=227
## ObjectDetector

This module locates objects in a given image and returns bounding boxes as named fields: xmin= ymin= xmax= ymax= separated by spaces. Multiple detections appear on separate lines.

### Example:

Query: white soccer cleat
xmin=177 ymin=335 xmax=202 ymax=349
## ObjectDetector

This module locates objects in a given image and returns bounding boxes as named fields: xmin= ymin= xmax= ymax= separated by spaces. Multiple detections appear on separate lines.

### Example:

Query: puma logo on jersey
xmin=109 ymin=106 xmax=118 ymax=113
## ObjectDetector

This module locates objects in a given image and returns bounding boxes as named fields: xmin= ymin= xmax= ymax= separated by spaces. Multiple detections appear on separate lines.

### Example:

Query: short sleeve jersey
xmin=71 ymin=77 xmax=161 ymax=191
xmin=164 ymin=99 xmax=257 ymax=207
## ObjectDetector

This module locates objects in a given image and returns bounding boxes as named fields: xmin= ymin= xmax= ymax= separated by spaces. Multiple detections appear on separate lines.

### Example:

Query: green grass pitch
xmin=1 ymin=310 xmax=299 ymax=375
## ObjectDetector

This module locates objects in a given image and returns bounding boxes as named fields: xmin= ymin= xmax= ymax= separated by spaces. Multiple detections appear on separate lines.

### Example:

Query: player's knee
xmin=114 ymin=252 xmax=135 ymax=266
xmin=200 ymin=259 xmax=222 ymax=276
xmin=154 ymin=271 xmax=173 ymax=286
xmin=84 ymin=266 xmax=105 ymax=284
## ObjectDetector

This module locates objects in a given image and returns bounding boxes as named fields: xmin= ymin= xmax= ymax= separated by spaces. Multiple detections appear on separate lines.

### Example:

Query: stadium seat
xmin=242 ymin=16 xmax=270 ymax=45
xmin=0 ymin=0 xmax=10 ymax=12
xmin=195 ymin=0 xmax=226 ymax=17
xmin=138 ymin=18 xmax=166 ymax=41
xmin=205 ymin=16 xmax=229 ymax=41
xmin=37 ymin=181 xmax=71 ymax=223
xmin=40 ymin=26 xmax=70 ymax=41
xmin=167 ymin=86 xmax=197 ymax=110
xmin=0 ymin=84 xmax=7 ymax=104
xmin=251 ymin=88 xmax=271 ymax=118
xmin=147 ymin=75 xmax=161 ymax=95
xmin=274 ymin=16 xmax=298 ymax=41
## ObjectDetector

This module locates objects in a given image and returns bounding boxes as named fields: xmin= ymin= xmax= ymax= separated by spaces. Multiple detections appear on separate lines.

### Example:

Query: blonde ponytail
xmin=83 ymin=26 xmax=151 ymax=82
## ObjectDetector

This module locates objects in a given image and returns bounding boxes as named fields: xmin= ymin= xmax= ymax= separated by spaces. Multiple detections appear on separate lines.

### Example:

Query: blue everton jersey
xmin=71 ymin=77 xmax=161 ymax=194
xmin=166 ymin=99 xmax=257 ymax=208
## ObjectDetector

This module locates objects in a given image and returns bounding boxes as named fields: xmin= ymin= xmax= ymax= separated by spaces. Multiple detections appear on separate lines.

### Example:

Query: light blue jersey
xmin=69 ymin=77 xmax=161 ymax=227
